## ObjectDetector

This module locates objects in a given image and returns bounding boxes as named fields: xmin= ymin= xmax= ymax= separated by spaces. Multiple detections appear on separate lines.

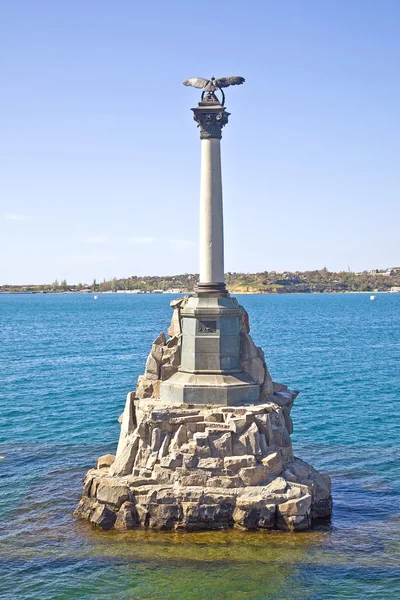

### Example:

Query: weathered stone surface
xmin=158 ymin=432 xmax=171 ymax=458
xmin=246 ymin=422 xmax=262 ymax=456
xmin=278 ymin=494 xmax=312 ymax=517
xmin=148 ymin=503 xmax=180 ymax=529
xmin=277 ymin=494 xmax=312 ymax=531
xmin=96 ymin=480 xmax=130 ymax=507
xmin=160 ymin=342 xmax=181 ymax=381
xmin=258 ymin=503 xmax=277 ymax=528
xmin=241 ymin=356 xmax=265 ymax=385
xmin=233 ymin=501 xmax=276 ymax=530
xmin=227 ymin=416 xmax=249 ymax=435
xmin=224 ymin=455 xmax=256 ymax=472
xmin=136 ymin=375 xmax=156 ymax=399
xmin=110 ymin=434 xmax=139 ymax=477
xmin=168 ymin=309 xmax=181 ymax=337
xmin=151 ymin=427 xmax=162 ymax=452
xmin=73 ymin=496 xmax=98 ymax=520
xmin=145 ymin=344 xmax=163 ymax=380
xmin=154 ymin=332 xmax=167 ymax=346
xmin=239 ymin=305 xmax=250 ymax=333
xmin=239 ymin=465 xmax=268 ymax=486
xmin=240 ymin=332 xmax=259 ymax=360
xmin=160 ymin=453 xmax=183 ymax=469
xmin=170 ymin=425 xmax=187 ymax=451
xmin=180 ymin=472 xmax=210 ymax=487
xmin=90 ymin=504 xmax=117 ymax=530
xmin=114 ymin=501 xmax=139 ymax=530
xmin=265 ymin=477 xmax=288 ymax=495
xmin=178 ymin=502 xmax=234 ymax=531
xmin=206 ymin=476 xmax=243 ymax=488
xmin=96 ymin=454 xmax=115 ymax=469
xmin=170 ymin=415 xmax=204 ymax=425
xmin=209 ymin=432 xmax=232 ymax=458
xmin=261 ymin=451 xmax=283 ymax=475
xmin=197 ymin=457 xmax=224 ymax=470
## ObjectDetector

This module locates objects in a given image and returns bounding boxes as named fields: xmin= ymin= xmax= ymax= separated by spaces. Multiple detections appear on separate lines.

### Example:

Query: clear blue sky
xmin=1 ymin=0 xmax=399 ymax=284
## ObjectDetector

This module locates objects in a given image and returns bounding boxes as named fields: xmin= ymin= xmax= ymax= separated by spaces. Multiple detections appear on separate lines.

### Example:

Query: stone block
xmin=197 ymin=457 xmax=224 ymax=470
xmin=240 ymin=332 xmax=259 ymax=360
xmin=258 ymin=503 xmax=277 ymax=529
xmin=265 ymin=477 xmax=288 ymax=495
xmin=148 ymin=503 xmax=180 ymax=530
xmin=205 ymin=476 xmax=243 ymax=488
xmin=228 ymin=416 xmax=250 ymax=435
xmin=159 ymin=453 xmax=183 ymax=469
xmin=180 ymin=471 xmax=210 ymax=487
xmin=232 ymin=434 xmax=248 ymax=456
xmin=273 ymin=427 xmax=292 ymax=448
xmin=209 ymin=432 xmax=232 ymax=458
xmin=154 ymin=332 xmax=167 ymax=346
xmin=114 ymin=501 xmax=139 ymax=530
xmin=170 ymin=425 xmax=187 ymax=450
xmin=182 ymin=454 xmax=198 ymax=469
xmin=168 ymin=310 xmax=181 ymax=337
xmin=90 ymin=504 xmax=117 ymax=530
xmin=73 ymin=497 xmax=98 ymax=520
xmin=170 ymin=415 xmax=204 ymax=424
xmin=278 ymin=494 xmax=312 ymax=518
xmin=96 ymin=481 xmax=130 ymax=508
xmin=261 ymin=451 xmax=284 ymax=475
xmin=224 ymin=455 xmax=256 ymax=472
xmin=158 ymin=432 xmax=171 ymax=458
xmin=239 ymin=465 xmax=268 ymax=486
xmin=151 ymin=427 xmax=162 ymax=452
xmin=246 ymin=422 xmax=262 ymax=455
xmin=178 ymin=502 xmax=234 ymax=531
xmin=193 ymin=432 xmax=209 ymax=447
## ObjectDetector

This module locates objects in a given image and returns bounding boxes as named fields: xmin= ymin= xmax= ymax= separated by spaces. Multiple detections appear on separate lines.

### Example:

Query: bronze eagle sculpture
xmin=183 ymin=76 xmax=245 ymax=105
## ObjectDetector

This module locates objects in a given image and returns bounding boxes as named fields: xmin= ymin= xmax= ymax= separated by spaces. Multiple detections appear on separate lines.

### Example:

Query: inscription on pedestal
xmin=197 ymin=320 xmax=217 ymax=334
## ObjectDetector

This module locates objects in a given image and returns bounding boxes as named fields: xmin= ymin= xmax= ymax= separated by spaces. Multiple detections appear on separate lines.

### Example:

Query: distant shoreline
xmin=2 ymin=268 xmax=400 ymax=295
xmin=1 ymin=290 xmax=398 ymax=296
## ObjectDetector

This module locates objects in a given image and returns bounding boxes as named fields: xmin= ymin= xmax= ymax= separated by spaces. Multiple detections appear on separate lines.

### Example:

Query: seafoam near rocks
xmin=74 ymin=300 xmax=332 ymax=532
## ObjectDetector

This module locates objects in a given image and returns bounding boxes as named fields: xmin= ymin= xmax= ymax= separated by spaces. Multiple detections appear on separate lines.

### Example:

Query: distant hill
xmin=2 ymin=268 xmax=400 ymax=294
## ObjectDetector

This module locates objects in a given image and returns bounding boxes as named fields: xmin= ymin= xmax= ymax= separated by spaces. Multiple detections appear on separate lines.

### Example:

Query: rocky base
xmin=74 ymin=395 xmax=332 ymax=532
xmin=74 ymin=298 xmax=332 ymax=532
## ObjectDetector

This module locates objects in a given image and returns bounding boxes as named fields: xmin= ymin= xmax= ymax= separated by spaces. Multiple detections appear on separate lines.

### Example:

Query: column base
xmin=195 ymin=282 xmax=228 ymax=296
xmin=160 ymin=371 xmax=260 ymax=406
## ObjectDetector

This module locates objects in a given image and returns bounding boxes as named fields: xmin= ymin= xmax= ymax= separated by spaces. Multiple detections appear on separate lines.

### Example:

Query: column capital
xmin=191 ymin=95 xmax=230 ymax=140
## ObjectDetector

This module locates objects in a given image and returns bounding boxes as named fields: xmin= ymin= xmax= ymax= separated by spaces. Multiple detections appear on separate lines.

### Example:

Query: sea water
xmin=0 ymin=293 xmax=399 ymax=599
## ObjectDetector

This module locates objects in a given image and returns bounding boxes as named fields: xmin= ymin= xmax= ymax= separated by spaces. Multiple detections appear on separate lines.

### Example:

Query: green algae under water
xmin=1 ymin=293 xmax=400 ymax=599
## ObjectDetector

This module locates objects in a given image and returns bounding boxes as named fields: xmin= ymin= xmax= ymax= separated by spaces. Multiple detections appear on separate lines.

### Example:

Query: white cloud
xmin=84 ymin=235 xmax=108 ymax=243
xmin=128 ymin=237 xmax=156 ymax=245
xmin=169 ymin=239 xmax=194 ymax=249
xmin=4 ymin=213 xmax=32 ymax=221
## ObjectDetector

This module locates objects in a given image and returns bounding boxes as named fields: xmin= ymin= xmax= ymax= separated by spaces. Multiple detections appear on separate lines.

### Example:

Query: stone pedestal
xmin=74 ymin=301 xmax=333 ymax=532
xmin=160 ymin=296 xmax=259 ymax=405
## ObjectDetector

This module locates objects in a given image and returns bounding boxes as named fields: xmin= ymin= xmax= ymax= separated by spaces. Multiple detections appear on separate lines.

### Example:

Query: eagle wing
xmin=183 ymin=78 xmax=210 ymax=89
xmin=215 ymin=76 xmax=245 ymax=88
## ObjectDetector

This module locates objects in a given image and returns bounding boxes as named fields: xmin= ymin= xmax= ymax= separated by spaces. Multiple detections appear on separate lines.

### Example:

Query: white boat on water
xmin=370 ymin=295 xmax=376 ymax=300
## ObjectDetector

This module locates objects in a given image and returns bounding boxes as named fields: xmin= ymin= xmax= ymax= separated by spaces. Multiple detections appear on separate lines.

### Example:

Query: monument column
xmin=192 ymin=97 xmax=230 ymax=295
xmin=159 ymin=85 xmax=260 ymax=405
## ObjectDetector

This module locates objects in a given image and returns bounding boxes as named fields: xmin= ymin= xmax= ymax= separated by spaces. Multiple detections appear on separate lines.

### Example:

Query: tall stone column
xmin=192 ymin=97 xmax=230 ymax=295
xmin=159 ymin=92 xmax=260 ymax=406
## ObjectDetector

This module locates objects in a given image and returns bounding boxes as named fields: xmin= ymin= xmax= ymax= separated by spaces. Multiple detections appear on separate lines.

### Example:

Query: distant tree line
xmin=2 ymin=268 xmax=400 ymax=294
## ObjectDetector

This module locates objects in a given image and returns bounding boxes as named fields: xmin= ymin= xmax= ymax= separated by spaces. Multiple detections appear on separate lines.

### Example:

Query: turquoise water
xmin=0 ymin=293 xmax=399 ymax=599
